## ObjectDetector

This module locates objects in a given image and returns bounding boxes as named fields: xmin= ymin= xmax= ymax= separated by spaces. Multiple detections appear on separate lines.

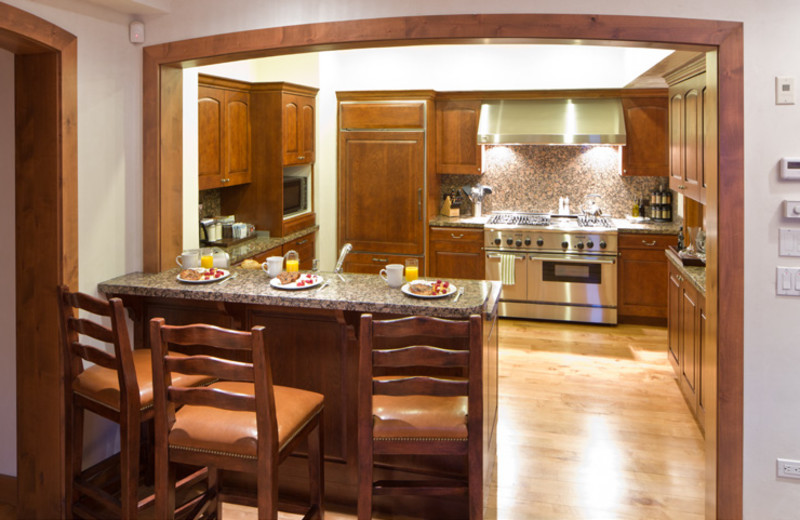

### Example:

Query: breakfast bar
xmin=99 ymin=269 xmax=501 ymax=518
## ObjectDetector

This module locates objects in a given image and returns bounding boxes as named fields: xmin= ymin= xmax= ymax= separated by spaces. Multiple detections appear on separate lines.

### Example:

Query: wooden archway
xmin=143 ymin=14 xmax=743 ymax=519
xmin=0 ymin=2 xmax=77 ymax=518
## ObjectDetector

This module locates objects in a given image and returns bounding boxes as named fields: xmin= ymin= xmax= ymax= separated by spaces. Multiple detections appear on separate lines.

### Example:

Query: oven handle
xmin=486 ymin=253 xmax=526 ymax=260
xmin=529 ymin=255 xmax=616 ymax=265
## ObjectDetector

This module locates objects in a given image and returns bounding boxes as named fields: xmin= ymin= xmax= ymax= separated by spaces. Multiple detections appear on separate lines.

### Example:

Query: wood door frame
xmin=142 ymin=14 xmax=743 ymax=518
xmin=0 ymin=1 xmax=78 ymax=518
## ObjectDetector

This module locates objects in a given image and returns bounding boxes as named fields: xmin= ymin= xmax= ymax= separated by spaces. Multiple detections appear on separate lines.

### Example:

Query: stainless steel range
xmin=484 ymin=212 xmax=618 ymax=324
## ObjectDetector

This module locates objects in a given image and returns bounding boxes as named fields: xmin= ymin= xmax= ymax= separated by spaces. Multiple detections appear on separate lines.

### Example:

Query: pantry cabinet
xmin=618 ymin=233 xmax=677 ymax=324
xmin=198 ymin=75 xmax=252 ymax=190
xmin=435 ymin=99 xmax=482 ymax=175
xmin=667 ymin=258 xmax=706 ymax=432
xmin=428 ymin=226 xmax=485 ymax=279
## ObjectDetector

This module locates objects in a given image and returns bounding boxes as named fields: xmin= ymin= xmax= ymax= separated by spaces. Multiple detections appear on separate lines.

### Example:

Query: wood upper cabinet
xmin=282 ymin=93 xmax=315 ymax=165
xmin=428 ymin=226 xmax=485 ymax=279
xmin=435 ymin=99 xmax=482 ymax=175
xmin=621 ymin=95 xmax=668 ymax=176
xmin=198 ymin=75 xmax=251 ymax=190
xmin=668 ymin=67 xmax=708 ymax=203
xmin=618 ymin=233 xmax=677 ymax=323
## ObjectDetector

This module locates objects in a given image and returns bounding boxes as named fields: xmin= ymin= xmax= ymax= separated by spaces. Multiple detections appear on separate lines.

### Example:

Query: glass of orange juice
xmin=285 ymin=250 xmax=299 ymax=272
xmin=405 ymin=258 xmax=419 ymax=282
xmin=200 ymin=248 xmax=214 ymax=269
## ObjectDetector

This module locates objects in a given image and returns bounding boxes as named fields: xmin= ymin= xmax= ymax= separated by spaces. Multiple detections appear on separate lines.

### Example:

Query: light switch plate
xmin=780 ymin=228 xmax=800 ymax=256
xmin=777 ymin=267 xmax=800 ymax=295
xmin=777 ymin=76 xmax=795 ymax=105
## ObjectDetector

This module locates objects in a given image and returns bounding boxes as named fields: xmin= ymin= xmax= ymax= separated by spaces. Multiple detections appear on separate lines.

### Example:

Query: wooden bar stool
xmin=357 ymin=314 xmax=483 ymax=520
xmin=149 ymin=318 xmax=325 ymax=520
xmin=58 ymin=286 xmax=212 ymax=519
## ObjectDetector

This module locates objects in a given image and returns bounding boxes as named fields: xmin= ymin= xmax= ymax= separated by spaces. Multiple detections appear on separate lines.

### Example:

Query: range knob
xmin=515 ymin=239 xmax=522 ymax=247
xmin=586 ymin=240 xmax=594 ymax=248
xmin=561 ymin=240 xmax=569 ymax=249
xmin=524 ymin=237 xmax=532 ymax=246
xmin=599 ymin=240 xmax=607 ymax=249
xmin=576 ymin=241 xmax=584 ymax=250
xmin=536 ymin=237 xmax=544 ymax=247
xmin=506 ymin=238 xmax=514 ymax=246
xmin=494 ymin=238 xmax=502 ymax=246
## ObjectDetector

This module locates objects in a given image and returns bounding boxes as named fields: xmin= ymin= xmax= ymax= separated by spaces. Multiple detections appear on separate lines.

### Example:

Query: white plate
xmin=401 ymin=280 xmax=458 ymax=299
xmin=270 ymin=273 xmax=323 ymax=290
xmin=177 ymin=267 xmax=231 ymax=284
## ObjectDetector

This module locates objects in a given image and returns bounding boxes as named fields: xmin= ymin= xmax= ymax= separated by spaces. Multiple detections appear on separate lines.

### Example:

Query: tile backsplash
xmin=439 ymin=145 xmax=670 ymax=218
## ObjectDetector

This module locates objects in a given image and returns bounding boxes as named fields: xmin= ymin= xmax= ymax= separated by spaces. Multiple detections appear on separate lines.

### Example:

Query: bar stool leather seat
xmin=73 ymin=349 xmax=211 ymax=412
xmin=168 ymin=381 xmax=324 ymax=458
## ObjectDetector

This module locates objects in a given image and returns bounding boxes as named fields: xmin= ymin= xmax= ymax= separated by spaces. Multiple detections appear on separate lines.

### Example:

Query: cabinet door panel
xmin=431 ymin=250 xmax=484 ymax=280
xmin=621 ymin=96 xmax=668 ymax=176
xmin=668 ymin=93 xmax=684 ymax=187
xmin=225 ymin=90 xmax=251 ymax=186
xmin=436 ymin=100 xmax=482 ymax=174
xmin=198 ymin=87 xmax=223 ymax=190
xmin=300 ymin=102 xmax=315 ymax=163
xmin=679 ymin=284 xmax=698 ymax=411
xmin=667 ymin=264 xmax=681 ymax=374
xmin=282 ymin=96 xmax=299 ymax=163
xmin=339 ymin=131 xmax=425 ymax=255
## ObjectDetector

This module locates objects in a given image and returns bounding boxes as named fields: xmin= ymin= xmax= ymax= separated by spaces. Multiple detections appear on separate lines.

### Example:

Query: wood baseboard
xmin=0 ymin=474 xmax=16 ymax=505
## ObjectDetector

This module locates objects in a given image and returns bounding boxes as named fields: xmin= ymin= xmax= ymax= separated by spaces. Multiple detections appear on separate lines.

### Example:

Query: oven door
xmin=485 ymin=252 xmax=528 ymax=301
xmin=528 ymin=253 xmax=617 ymax=307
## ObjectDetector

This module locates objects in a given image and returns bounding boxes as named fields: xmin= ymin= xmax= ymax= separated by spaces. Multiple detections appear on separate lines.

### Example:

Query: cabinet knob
xmin=679 ymin=185 xmax=686 ymax=190
xmin=298 ymin=155 xmax=305 ymax=160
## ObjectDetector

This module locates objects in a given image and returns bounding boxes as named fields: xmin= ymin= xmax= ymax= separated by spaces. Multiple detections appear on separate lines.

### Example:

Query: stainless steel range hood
xmin=477 ymin=98 xmax=626 ymax=145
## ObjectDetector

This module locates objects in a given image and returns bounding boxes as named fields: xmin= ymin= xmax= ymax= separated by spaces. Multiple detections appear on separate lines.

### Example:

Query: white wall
xmin=3 ymin=0 xmax=800 ymax=516
xmin=0 ymin=48 xmax=16 ymax=476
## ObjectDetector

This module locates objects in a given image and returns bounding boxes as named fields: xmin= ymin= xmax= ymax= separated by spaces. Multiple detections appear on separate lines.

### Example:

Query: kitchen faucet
xmin=334 ymin=243 xmax=352 ymax=281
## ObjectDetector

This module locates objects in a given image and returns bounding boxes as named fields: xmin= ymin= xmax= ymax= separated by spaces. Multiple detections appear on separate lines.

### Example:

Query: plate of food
xmin=177 ymin=267 xmax=231 ymax=283
xmin=269 ymin=272 xmax=323 ymax=290
xmin=401 ymin=279 xmax=457 ymax=299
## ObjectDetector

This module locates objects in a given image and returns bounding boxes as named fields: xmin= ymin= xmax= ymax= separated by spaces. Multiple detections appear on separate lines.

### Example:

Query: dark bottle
xmin=677 ymin=226 xmax=684 ymax=250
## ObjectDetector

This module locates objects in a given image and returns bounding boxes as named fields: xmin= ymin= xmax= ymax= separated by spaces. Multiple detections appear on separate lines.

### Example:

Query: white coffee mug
xmin=176 ymin=250 xmax=200 ymax=269
xmin=379 ymin=264 xmax=404 ymax=289
xmin=261 ymin=256 xmax=284 ymax=278
xmin=213 ymin=250 xmax=230 ymax=268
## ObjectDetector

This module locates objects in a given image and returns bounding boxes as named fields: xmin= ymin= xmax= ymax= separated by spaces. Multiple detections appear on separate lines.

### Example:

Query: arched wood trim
xmin=143 ymin=13 xmax=743 ymax=519
xmin=0 ymin=2 xmax=77 ymax=518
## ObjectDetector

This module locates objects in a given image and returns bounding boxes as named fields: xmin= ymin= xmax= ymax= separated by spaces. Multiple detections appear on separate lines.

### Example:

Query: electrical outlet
xmin=777 ymin=458 xmax=800 ymax=478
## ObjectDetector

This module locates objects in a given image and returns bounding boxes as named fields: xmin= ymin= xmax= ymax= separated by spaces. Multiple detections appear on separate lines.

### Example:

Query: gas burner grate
xmin=577 ymin=214 xmax=614 ymax=227
xmin=487 ymin=213 xmax=551 ymax=226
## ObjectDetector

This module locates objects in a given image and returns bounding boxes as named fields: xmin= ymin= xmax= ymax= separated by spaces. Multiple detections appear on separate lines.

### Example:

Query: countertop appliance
xmin=484 ymin=211 xmax=619 ymax=324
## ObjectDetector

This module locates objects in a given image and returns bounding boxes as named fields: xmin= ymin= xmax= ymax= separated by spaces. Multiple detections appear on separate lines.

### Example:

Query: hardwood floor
xmin=0 ymin=319 xmax=704 ymax=520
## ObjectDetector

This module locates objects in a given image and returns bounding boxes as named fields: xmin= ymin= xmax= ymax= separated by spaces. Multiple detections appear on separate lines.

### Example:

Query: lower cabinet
xmin=618 ymin=233 xmax=677 ymax=324
xmin=428 ymin=226 xmax=485 ymax=279
xmin=667 ymin=260 xmax=706 ymax=431
xmin=239 ymin=231 xmax=316 ymax=268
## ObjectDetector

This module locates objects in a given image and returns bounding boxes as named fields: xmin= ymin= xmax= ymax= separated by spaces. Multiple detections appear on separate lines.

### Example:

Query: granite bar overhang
xmin=99 ymin=269 xmax=500 ymax=319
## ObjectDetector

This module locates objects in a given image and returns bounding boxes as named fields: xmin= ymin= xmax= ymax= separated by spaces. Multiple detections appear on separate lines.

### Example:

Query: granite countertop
xmin=429 ymin=214 xmax=679 ymax=235
xmin=665 ymin=248 xmax=706 ymax=295
xmin=99 ymin=269 xmax=501 ymax=319
xmin=219 ymin=226 xmax=319 ymax=264
xmin=429 ymin=215 xmax=489 ymax=229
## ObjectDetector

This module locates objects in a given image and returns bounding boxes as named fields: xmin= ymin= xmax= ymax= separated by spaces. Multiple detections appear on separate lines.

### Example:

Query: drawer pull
xmin=372 ymin=257 xmax=388 ymax=263
xmin=642 ymin=240 xmax=657 ymax=247
xmin=450 ymin=233 xmax=464 ymax=239
xmin=678 ymin=184 xmax=686 ymax=190
xmin=297 ymin=239 xmax=308 ymax=245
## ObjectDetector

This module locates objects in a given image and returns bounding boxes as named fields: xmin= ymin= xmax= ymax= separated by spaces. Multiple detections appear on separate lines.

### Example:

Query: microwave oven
xmin=283 ymin=175 xmax=309 ymax=217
